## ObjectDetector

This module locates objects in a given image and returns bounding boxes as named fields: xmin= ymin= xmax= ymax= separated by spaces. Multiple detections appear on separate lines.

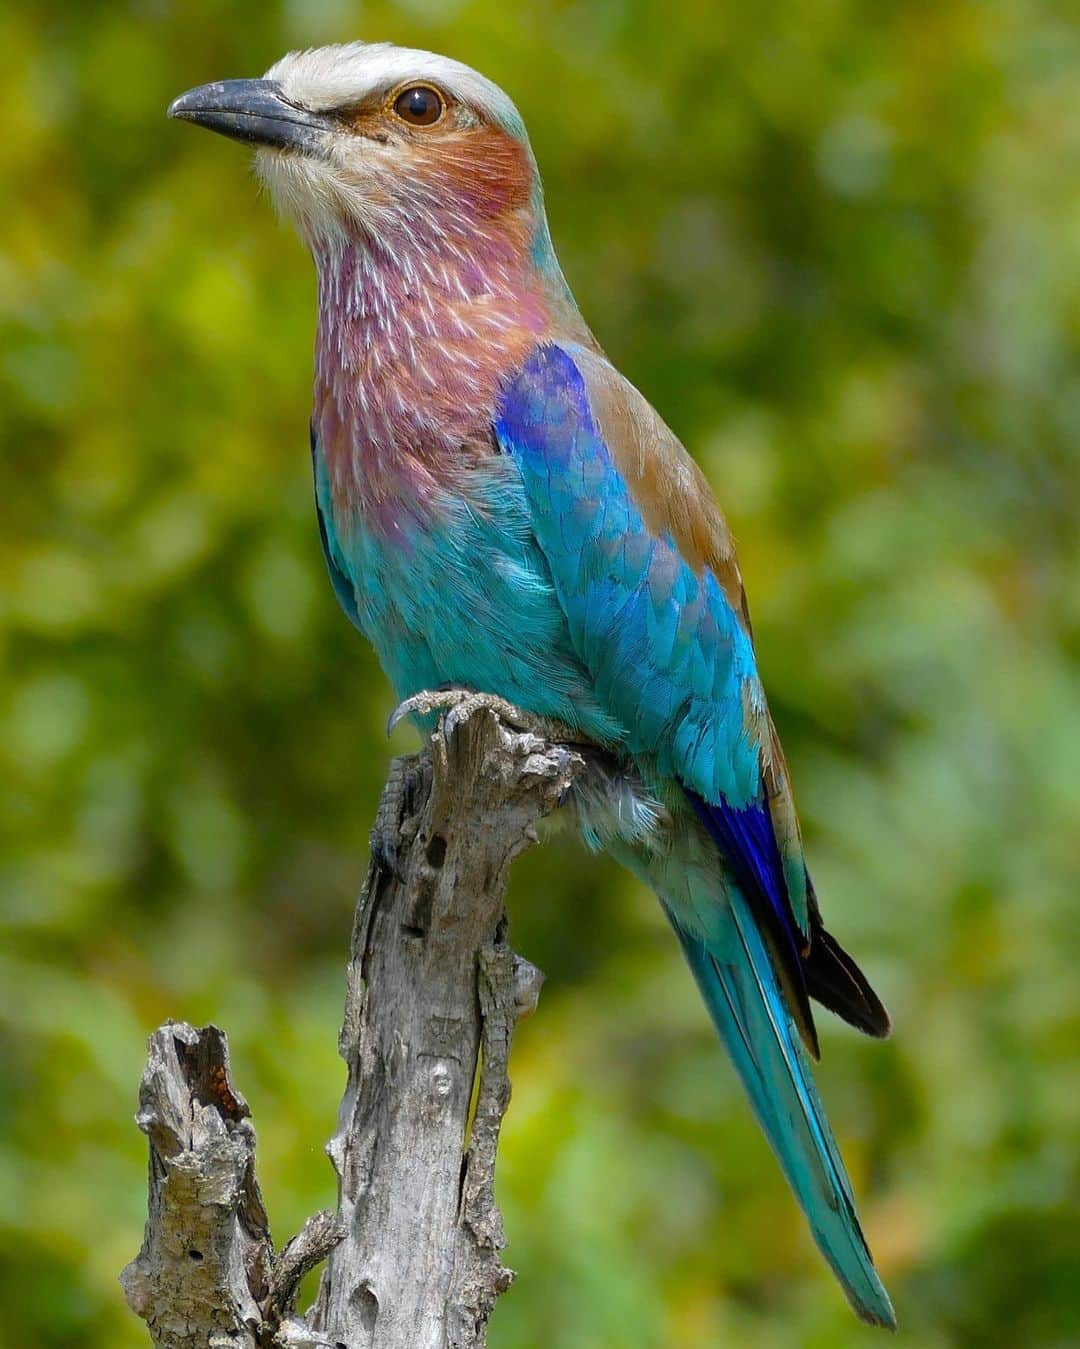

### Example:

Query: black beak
xmin=167 ymin=78 xmax=332 ymax=153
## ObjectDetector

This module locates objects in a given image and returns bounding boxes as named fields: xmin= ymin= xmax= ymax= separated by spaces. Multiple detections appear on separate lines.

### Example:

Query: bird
xmin=169 ymin=42 xmax=895 ymax=1328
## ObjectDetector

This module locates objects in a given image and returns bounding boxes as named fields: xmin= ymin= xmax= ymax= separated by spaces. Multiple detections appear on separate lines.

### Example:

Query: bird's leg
xmin=388 ymin=686 xmax=582 ymax=746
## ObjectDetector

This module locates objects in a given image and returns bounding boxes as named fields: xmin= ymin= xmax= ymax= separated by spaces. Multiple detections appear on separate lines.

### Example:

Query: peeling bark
xmin=123 ymin=707 xmax=587 ymax=1348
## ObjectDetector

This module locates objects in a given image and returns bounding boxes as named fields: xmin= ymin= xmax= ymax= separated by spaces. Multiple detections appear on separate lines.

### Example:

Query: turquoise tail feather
xmin=666 ymin=887 xmax=896 ymax=1328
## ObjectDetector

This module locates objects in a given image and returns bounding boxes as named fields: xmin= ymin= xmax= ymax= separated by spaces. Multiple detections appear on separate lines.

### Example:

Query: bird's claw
xmin=388 ymin=687 xmax=578 ymax=745
xmin=387 ymin=687 xmax=473 ymax=736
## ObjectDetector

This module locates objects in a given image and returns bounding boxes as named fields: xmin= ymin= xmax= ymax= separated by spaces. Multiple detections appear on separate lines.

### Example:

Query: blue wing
xmin=494 ymin=343 xmax=809 ymax=993
xmin=495 ymin=346 xmax=763 ymax=804
xmin=496 ymin=344 xmax=895 ymax=1327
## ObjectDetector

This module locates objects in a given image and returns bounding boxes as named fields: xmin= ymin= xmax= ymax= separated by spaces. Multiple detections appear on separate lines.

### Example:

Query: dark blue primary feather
xmin=688 ymin=797 xmax=890 ymax=1043
xmin=688 ymin=791 xmax=799 ymax=953
xmin=688 ymin=789 xmax=818 ymax=1055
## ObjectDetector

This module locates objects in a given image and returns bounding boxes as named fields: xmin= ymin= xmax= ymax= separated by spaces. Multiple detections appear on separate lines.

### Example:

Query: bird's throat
xmin=311 ymin=233 xmax=548 ymax=532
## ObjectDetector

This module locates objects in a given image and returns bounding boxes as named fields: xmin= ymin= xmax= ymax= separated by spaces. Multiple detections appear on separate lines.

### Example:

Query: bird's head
xmin=169 ymin=42 xmax=549 ymax=266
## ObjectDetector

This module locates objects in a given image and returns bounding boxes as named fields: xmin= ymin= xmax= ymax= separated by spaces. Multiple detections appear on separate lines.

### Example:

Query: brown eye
xmin=393 ymin=85 xmax=443 ymax=127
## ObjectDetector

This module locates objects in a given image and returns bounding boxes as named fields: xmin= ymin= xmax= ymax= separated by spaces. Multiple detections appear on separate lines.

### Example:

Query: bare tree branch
xmin=119 ymin=1022 xmax=276 ymax=1349
xmin=122 ymin=706 xmax=588 ymax=1349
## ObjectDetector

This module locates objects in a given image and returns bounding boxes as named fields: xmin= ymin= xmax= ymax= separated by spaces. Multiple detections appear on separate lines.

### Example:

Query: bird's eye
xmin=393 ymin=85 xmax=444 ymax=127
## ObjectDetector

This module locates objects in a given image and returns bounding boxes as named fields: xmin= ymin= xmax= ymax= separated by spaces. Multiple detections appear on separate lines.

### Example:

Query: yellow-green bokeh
xmin=2 ymin=2 xmax=1078 ymax=1346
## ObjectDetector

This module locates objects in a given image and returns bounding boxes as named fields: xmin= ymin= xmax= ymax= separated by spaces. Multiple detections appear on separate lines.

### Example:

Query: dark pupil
xmin=399 ymin=88 xmax=438 ymax=124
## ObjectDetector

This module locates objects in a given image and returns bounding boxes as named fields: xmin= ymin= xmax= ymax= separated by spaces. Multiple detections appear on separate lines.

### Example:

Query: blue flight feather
xmin=688 ymin=790 xmax=806 ymax=966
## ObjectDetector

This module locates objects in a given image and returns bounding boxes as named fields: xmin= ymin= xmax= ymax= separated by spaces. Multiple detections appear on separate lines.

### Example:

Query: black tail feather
xmin=804 ymin=926 xmax=891 ymax=1039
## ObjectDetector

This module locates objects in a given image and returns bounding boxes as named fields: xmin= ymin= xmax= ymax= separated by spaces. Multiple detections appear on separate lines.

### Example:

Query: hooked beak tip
xmin=167 ymin=79 xmax=332 ymax=153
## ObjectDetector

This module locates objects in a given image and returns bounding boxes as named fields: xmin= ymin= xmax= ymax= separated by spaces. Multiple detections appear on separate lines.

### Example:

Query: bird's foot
xmin=369 ymin=754 xmax=424 ymax=882
xmin=388 ymin=687 xmax=580 ymax=746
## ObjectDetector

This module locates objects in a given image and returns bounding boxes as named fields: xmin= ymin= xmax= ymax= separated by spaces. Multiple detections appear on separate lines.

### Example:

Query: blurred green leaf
xmin=1 ymin=2 xmax=1078 ymax=1346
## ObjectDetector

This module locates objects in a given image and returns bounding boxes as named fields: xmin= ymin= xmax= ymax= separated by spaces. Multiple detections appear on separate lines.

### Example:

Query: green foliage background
xmin=2 ymin=1 xmax=1078 ymax=1345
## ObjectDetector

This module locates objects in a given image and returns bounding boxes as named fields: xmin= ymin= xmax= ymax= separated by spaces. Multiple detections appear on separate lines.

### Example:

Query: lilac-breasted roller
xmin=170 ymin=42 xmax=895 ymax=1327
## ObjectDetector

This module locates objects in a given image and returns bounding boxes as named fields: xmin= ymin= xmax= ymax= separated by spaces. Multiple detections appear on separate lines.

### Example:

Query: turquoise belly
xmin=312 ymin=441 xmax=620 ymax=742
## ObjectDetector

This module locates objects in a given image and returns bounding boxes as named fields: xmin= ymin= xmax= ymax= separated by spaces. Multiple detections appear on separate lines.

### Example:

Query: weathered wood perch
xmin=122 ymin=705 xmax=588 ymax=1349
